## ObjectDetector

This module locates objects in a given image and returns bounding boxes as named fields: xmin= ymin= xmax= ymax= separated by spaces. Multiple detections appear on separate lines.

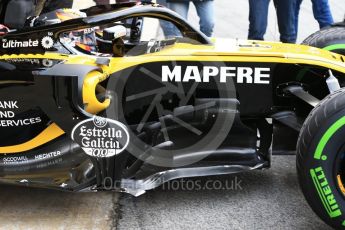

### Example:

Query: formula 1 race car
xmin=1 ymin=2 xmax=345 ymax=228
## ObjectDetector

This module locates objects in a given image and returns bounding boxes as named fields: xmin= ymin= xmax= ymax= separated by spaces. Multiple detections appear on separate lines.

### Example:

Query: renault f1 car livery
xmin=2 ymin=2 xmax=345 ymax=229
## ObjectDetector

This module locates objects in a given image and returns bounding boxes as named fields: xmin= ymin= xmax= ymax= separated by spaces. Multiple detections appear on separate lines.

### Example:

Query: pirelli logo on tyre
xmin=310 ymin=166 xmax=342 ymax=218
xmin=71 ymin=116 xmax=130 ymax=158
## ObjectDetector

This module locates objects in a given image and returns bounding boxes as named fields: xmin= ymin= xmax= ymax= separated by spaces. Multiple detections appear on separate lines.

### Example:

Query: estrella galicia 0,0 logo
xmin=71 ymin=116 xmax=130 ymax=158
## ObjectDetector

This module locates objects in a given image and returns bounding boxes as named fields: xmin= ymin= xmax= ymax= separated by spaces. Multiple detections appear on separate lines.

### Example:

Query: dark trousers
xmin=295 ymin=0 xmax=333 ymax=31
xmin=248 ymin=0 xmax=298 ymax=43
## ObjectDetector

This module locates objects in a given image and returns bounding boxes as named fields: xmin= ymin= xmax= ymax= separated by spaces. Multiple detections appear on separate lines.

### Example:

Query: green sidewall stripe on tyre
xmin=311 ymin=116 xmax=345 ymax=220
xmin=310 ymin=167 xmax=342 ymax=218
xmin=314 ymin=116 xmax=345 ymax=160
xmin=323 ymin=44 xmax=345 ymax=51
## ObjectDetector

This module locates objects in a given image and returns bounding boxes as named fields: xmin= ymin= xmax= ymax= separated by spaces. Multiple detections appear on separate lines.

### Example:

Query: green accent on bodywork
xmin=324 ymin=44 xmax=345 ymax=51
xmin=343 ymin=220 xmax=345 ymax=226
xmin=296 ymin=67 xmax=311 ymax=81
xmin=314 ymin=116 xmax=345 ymax=160
xmin=310 ymin=167 xmax=342 ymax=218
xmin=296 ymin=44 xmax=345 ymax=81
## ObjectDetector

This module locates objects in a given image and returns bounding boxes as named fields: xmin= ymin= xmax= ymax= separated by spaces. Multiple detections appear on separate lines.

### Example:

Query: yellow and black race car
xmin=1 ymin=2 xmax=345 ymax=228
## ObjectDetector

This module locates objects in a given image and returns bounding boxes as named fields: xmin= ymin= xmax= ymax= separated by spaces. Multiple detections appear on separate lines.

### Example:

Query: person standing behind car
xmin=295 ymin=0 xmax=334 ymax=31
xmin=166 ymin=0 xmax=215 ymax=37
xmin=248 ymin=0 xmax=298 ymax=43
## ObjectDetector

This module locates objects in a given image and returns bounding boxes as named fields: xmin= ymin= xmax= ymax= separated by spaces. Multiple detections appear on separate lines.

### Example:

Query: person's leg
xmin=167 ymin=1 xmax=189 ymax=19
xmin=274 ymin=0 xmax=298 ymax=43
xmin=165 ymin=1 xmax=189 ymax=37
xmin=193 ymin=0 xmax=214 ymax=37
xmin=248 ymin=0 xmax=270 ymax=40
xmin=294 ymin=0 xmax=303 ymax=35
xmin=311 ymin=0 xmax=334 ymax=28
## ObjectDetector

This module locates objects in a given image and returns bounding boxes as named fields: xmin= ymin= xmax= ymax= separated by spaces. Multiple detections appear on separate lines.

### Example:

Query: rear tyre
xmin=302 ymin=26 xmax=345 ymax=55
xmin=297 ymin=88 xmax=345 ymax=229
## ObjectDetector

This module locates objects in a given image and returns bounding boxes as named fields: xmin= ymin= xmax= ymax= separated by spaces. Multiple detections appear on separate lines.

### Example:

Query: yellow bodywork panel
xmin=103 ymin=39 xmax=345 ymax=74
xmin=0 ymin=123 xmax=64 ymax=154
xmin=83 ymin=70 xmax=111 ymax=114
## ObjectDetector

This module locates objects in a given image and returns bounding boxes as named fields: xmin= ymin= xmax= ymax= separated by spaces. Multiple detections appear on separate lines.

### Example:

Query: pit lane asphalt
xmin=0 ymin=156 xmax=332 ymax=230
xmin=0 ymin=186 xmax=119 ymax=230
xmin=116 ymin=156 xmax=332 ymax=230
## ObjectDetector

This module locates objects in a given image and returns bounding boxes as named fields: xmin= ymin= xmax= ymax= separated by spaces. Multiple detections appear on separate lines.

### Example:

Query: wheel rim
xmin=334 ymin=144 xmax=345 ymax=198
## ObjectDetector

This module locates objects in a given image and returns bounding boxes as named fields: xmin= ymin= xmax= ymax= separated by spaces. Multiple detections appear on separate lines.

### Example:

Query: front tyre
xmin=297 ymin=88 xmax=345 ymax=229
xmin=302 ymin=26 xmax=345 ymax=55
